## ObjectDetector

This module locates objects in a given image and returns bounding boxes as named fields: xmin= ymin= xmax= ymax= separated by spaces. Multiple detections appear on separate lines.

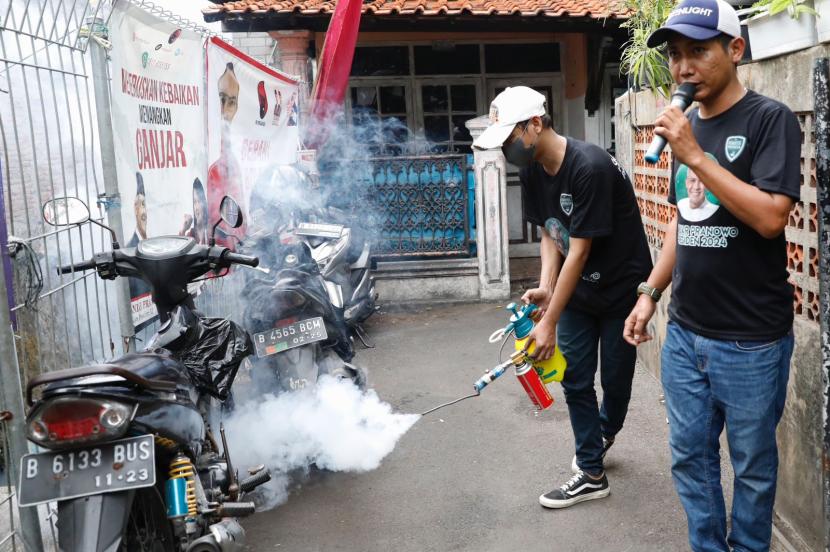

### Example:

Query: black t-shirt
xmin=521 ymin=138 xmax=652 ymax=316
xmin=668 ymin=90 xmax=801 ymax=341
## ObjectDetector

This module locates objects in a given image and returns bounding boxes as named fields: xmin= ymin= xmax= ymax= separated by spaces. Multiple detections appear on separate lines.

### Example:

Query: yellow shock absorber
xmin=168 ymin=454 xmax=198 ymax=517
xmin=155 ymin=435 xmax=177 ymax=450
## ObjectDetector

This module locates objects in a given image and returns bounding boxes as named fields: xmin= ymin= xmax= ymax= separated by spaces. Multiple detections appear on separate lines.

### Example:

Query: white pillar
xmin=466 ymin=115 xmax=510 ymax=300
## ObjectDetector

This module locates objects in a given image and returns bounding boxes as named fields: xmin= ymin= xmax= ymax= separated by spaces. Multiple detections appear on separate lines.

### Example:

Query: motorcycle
xmin=240 ymin=229 xmax=366 ymax=394
xmin=294 ymin=207 xmax=378 ymax=346
xmin=19 ymin=196 xmax=269 ymax=552
xmin=247 ymin=164 xmax=378 ymax=348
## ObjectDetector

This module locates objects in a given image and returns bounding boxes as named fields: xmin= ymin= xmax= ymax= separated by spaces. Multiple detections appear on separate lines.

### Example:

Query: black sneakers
xmin=539 ymin=470 xmax=610 ymax=509
xmin=571 ymin=436 xmax=615 ymax=473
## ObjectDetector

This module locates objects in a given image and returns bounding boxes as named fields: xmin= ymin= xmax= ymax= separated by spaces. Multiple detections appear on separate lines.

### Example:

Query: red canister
xmin=515 ymin=359 xmax=554 ymax=410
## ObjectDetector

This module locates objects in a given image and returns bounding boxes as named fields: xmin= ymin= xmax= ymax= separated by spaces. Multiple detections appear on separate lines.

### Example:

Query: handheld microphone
xmin=644 ymin=82 xmax=698 ymax=164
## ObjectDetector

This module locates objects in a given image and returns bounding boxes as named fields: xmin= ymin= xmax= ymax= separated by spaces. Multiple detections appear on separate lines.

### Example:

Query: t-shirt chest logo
xmin=560 ymin=193 xmax=573 ymax=216
xmin=724 ymin=136 xmax=747 ymax=162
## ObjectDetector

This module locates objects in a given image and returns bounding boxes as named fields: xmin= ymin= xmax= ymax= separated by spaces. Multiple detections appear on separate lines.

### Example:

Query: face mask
xmin=502 ymin=124 xmax=536 ymax=168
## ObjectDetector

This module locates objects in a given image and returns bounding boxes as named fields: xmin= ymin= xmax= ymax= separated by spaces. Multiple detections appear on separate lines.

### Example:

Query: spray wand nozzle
xmin=420 ymin=351 xmax=529 ymax=416
xmin=473 ymin=350 xmax=526 ymax=392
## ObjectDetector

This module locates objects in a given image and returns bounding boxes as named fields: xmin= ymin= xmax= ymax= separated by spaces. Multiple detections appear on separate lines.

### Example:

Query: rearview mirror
xmin=219 ymin=196 xmax=243 ymax=229
xmin=42 ymin=197 xmax=90 ymax=226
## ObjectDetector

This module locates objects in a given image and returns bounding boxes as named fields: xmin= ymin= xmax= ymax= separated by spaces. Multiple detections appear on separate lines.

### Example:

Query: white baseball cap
xmin=472 ymin=86 xmax=547 ymax=150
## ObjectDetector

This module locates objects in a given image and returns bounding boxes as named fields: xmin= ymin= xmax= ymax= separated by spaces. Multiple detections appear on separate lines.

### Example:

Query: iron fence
xmin=0 ymin=0 xmax=123 ymax=379
xmin=0 ymin=411 xmax=19 ymax=552
xmin=0 ymin=2 xmax=119 ymax=548
xmin=0 ymin=411 xmax=57 ymax=552
xmin=0 ymin=2 xmax=222 ymax=549
xmin=329 ymin=154 xmax=474 ymax=259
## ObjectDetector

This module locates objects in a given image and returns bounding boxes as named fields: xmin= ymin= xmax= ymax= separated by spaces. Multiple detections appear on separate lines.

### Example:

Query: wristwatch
xmin=637 ymin=282 xmax=662 ymax=302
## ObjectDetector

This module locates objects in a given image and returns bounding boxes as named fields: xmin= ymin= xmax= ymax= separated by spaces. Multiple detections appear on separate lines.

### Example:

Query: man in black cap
xmin=623 ymin=1 xmax=801 ymax=550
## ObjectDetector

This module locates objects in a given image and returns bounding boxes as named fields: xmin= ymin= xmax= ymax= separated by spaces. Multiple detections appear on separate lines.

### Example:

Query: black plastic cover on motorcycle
xmin=176 ymin=317 xmax=252 ymax=401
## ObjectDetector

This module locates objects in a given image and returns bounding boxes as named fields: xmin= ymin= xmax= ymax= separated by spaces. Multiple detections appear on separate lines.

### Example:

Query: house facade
xmin=204 ymin=0 xmax=629 ymax=299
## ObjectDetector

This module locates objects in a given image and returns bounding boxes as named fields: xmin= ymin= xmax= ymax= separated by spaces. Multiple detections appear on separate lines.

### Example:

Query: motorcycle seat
xmin=116 ymin=351 xmax=190 ymax=385
xmin=29 ymin=351 xmax=192 ymax=405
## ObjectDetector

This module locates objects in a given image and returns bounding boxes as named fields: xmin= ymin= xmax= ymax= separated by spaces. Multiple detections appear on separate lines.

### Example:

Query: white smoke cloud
xmin=225 ymin=375 xmax=419 ymax=509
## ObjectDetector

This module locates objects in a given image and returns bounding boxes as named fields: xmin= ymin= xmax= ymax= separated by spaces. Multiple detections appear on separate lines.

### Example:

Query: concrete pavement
xmin=242 ymin=301 xmax=722 ymax=552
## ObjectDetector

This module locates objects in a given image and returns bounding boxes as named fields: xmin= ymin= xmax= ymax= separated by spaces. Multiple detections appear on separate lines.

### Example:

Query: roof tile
xmin=204 ymin=0 xmax=627 ymax=19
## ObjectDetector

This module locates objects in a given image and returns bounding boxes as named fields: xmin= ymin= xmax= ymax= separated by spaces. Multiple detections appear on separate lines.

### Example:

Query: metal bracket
xmin=90 ymin=33 xmax=112 ymax=50
xmin=80 ymin=19 xmax=111 ymax=49
xmin=97 ymin=192 xmax=121 ymax=211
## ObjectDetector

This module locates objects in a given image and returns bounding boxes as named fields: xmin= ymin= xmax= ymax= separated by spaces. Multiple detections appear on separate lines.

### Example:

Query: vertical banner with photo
xmin=206 ymin=37 xmax=300 ymax=241
xmin=108 ymin=3 xmax=207 ymax=328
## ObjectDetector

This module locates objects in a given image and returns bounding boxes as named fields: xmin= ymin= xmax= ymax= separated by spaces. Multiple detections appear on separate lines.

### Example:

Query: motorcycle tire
xmin=121 ymin=486 xmax=175 ymax=552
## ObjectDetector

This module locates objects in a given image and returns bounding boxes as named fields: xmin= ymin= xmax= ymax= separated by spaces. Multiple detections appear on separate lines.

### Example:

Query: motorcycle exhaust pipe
xmin=186 ymin=519 xmax=246 ymax=552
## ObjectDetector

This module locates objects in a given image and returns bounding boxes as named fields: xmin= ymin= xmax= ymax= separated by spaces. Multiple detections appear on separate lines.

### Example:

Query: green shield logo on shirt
xmin=724 ymin=136 xmax=746 ymax=162
xmin=560 ymin=194 xmax=573 ymax=216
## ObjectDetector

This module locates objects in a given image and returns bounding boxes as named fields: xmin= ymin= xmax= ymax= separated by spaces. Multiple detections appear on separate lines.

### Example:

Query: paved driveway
xmin=242 ymin=301 xmax=698 ymax=552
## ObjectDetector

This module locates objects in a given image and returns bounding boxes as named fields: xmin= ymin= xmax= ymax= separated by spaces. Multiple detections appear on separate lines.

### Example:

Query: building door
xmin=414 ymin=78 xmax=483 ymax=154
xmin=487 ymin=76 xmax=563 ymax=257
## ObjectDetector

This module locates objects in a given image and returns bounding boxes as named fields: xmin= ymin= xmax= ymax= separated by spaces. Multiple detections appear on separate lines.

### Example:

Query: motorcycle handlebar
xmin=57 ymin=258 xmax=96 ymax=275
xmin=222 ymin=251 xmax=259 ymax=268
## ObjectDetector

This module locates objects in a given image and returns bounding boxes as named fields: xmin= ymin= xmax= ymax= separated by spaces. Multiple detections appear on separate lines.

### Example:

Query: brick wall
xmin=788 ymin=112 xmax=821 ymax=324
xmin=632 ymin=127 xmax=674 ymax=250
xmin=226 ymin=32 xmax=276 ymax=65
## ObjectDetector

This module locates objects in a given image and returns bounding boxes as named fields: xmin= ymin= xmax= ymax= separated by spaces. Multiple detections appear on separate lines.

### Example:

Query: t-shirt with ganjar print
xmin=668 ymin=90 xmax=801 ymax=341
xmin=521 ymin=138 xmax=652 ymax=316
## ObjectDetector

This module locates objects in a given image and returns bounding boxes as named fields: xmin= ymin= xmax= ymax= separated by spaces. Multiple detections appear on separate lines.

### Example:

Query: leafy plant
xmin=617 ymin=0 xmax=678 ymax=98
xmin=737 ymin=0 xmax=818 ymax=20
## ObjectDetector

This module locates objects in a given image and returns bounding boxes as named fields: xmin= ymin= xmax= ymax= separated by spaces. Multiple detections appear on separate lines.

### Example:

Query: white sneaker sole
xmin=539 ymin=487 xmax=611 ymax=509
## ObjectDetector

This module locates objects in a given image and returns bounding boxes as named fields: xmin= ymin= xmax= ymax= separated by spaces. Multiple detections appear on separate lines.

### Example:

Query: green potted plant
xmin=737 ymin=0 xmax=818 ymax=59
xmin=617 ymin=0 xmax=678 ymax=98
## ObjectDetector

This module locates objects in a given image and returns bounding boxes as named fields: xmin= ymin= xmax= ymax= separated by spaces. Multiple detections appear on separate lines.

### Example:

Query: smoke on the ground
xmin=225 ymin=375 xmax=419 ymax=510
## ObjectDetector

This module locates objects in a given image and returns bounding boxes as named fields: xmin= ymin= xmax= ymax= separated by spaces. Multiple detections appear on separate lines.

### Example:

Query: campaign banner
xmin=108 ymin=3 xmax=207 ymax=328
xmin=205 ymin=37 xmax=300 ymax=236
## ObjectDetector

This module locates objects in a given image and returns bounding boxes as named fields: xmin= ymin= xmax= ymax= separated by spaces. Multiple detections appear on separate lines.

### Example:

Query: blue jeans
xmin=661 ymin=322 xmax=794 ymax=552
xmin=558 ymin=307 xmax=637 ymax=476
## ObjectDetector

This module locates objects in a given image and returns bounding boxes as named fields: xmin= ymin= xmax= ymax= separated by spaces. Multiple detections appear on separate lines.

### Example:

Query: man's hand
xmin=526 ymin=318 xmax=556 ymax=361
xmin=654 ymin=106 xmax=705 ymax=167
xmin=522 ymin=287 xmax=551 ymax=319
xmin=623 ymin=294 xmax=658 ymax=346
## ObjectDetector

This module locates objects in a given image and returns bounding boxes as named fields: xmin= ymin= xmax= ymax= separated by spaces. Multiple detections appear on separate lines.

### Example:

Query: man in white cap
xmin=623 ymin=0 xmax=800 ymax=550
xmin=473 ymin=86 xmax=652 ymax=508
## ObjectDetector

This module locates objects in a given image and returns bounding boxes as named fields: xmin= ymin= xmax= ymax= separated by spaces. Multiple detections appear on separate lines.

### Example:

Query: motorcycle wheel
xmin=120 ymin=487 xmax=175 ymax=552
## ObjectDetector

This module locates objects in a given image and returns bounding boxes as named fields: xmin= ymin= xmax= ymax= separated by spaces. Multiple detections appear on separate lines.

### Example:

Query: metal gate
xmin=0 ymin=1 xmax=119 ymax=549
xmin=0 ymin=0 xmax=122 ymax=379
